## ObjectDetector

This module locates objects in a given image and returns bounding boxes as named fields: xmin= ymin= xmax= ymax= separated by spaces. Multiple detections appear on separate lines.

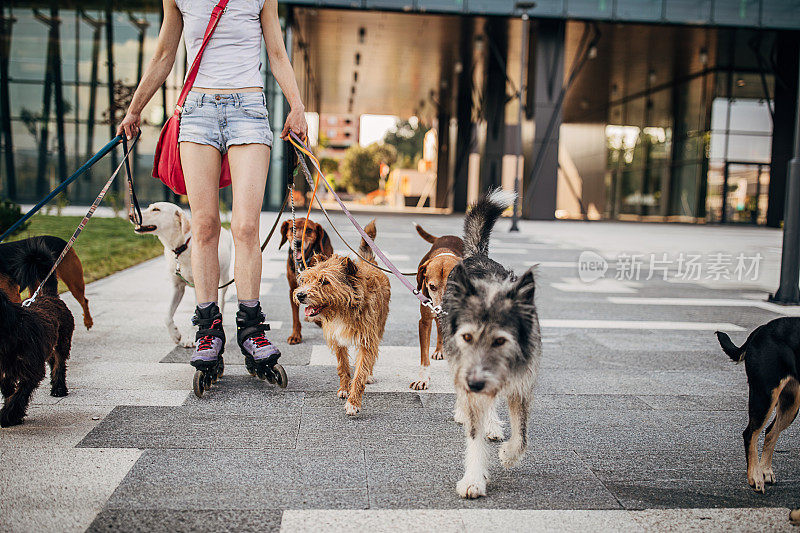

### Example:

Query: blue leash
xmin=0 ymin=135 xmax=130 ymax=243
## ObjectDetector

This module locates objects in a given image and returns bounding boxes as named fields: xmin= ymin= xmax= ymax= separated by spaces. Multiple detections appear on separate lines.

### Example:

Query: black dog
xmin=0 ymin=241 xmax=74 ymax=427
xmin=716 ymin=317 xmax=800 ymax=493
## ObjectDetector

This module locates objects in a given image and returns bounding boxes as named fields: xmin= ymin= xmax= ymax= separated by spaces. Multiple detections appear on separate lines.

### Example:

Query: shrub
xmin=339 ymin=144 xmax=397 ymax=194
xmin=0 ymin=199 xmax=28 ymax=237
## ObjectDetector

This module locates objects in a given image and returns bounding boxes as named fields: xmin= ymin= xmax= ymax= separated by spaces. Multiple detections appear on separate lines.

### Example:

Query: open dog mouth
xmin=133 ymin=224 xmax=157 ymax=234
xmin=304 ymin=304 xmax=326 ymax=317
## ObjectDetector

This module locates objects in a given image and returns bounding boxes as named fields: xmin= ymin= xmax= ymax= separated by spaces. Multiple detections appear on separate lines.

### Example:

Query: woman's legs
xmin=227 ymin=143 xmax=270 ymax=299
xmin=181 ymin=142 xmax=222 ymax=304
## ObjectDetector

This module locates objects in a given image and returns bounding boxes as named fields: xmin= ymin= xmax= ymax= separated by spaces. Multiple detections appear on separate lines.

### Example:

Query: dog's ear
xmin=447 ymin=261 xmax=474 ymax=298
xmin=279 ymin=220 xmax=290 ymax=249
xmin=416 ymin=259 xmax=431 ymax=293
xmin=177 ymin=210 xmax=191 ymax=234
xmin=316 ymin=226 xmax=332 ymax=254
xmin=510 ymin=267 xmax=536 ymax=304
xmin=344 ymin=257 xmax=359 ymax=285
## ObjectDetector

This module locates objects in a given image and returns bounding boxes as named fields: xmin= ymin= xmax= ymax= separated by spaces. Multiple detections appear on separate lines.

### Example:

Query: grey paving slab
xmin=77 ymin=404 xmax=301 ymax=450
xmin=87 ymin=509 xmax=283 ymax=533
xmin=296 ymin=407 xmax=462 ymax=450
xmin=103 ymin=449 xmax=368 ymax=510
xmin=605 ymin=479 xmax=800 ymax=510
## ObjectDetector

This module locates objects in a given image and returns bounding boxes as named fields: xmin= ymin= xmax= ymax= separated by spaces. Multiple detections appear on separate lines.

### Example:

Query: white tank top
xmin=176 ymin=0 xmax=267 ymax=89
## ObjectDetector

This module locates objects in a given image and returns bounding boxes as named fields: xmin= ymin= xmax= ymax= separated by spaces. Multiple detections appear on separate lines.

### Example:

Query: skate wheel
xmin=256 ymin=368 xmax=267 ymax=381
xmin=265 ymin=367 xmax=276 ymax=384
xmin=217 ymin=357 xmax=225 ymax=378
xmin=273 ymin=363 xmax=288 ymax=389
xmin=245 ymin=356 xmax=257 ymax=377
xmin=193 ymin=370 xmax=205 ymax=398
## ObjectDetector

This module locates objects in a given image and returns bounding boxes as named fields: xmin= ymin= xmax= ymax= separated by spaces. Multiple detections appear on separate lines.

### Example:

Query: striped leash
xmin=22 ymin=134 xmax=140 ymax=307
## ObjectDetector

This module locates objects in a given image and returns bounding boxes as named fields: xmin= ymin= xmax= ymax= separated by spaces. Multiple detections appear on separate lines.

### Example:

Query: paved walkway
xmin=2 ymin=213 xmax=799 ymax=532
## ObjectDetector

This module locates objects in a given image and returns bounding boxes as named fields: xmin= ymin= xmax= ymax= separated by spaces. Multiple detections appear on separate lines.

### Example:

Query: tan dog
xmin=410 ymin=224 xmax=463 ymax=390
xmin=279 ymin=217 xmax=333 ymax=345
xmin=293 ymin=220 xmax=390 ymax=416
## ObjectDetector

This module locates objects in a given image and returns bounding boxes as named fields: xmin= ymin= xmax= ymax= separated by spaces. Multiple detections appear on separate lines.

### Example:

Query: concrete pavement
xmin=1 ymin=213 xmax=799 ymax=532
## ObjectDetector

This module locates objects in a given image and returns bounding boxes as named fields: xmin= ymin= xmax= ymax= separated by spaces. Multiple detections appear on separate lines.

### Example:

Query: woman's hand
xmin=117 ymin=111 xmax=141 ymax=141
xmin=281 ymin=105 xmax=308 ymax=142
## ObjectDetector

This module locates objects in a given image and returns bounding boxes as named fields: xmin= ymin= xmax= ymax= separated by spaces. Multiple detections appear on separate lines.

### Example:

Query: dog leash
xmin=288 ymin=133 xmax=445 ymax=316
xmin=22 ymin=135 xmax=140 ymax=307
xmin=173 ymin=190 xmax=290 ymax=290
xmin=289 ymin=146 xmax=418 ymax=277
xmin=0 ymin=134 xmax=141 ymax=243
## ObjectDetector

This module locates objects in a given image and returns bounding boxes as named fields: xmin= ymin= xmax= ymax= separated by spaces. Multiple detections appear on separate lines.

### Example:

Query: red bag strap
xmin=175 ymin=0 xmax=230 ymax=112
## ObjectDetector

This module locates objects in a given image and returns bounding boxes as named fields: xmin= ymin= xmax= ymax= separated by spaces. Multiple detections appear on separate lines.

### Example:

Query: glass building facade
xmin=559 ymin=22 xmax=788 ymax=225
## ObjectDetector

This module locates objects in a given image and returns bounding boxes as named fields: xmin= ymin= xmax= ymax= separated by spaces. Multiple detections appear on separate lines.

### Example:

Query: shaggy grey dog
xmin=442 ymin=189 xmax=542 ymax=499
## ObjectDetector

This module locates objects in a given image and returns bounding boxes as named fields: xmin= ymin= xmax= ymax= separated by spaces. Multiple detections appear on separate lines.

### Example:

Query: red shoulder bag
xmin=152 ymin=0 xmax=231 ymax=195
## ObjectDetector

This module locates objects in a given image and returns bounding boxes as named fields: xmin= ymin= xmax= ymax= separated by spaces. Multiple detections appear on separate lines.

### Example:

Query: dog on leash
xmin=410 ymin=223 xmax=463 ymax=390
xmin=293 ymin=220 xmax=390 ymax=416
xmin=716 ymin=317 xmax=800 ymax=493
xmin=0 ymin=235 xmax=92 ymax=329
xmin=132 ymin=202 xmax=233 ymax=347
xmin=279 ymin=217 xmax=333 ymax=345
xmin=0 ymin=240 xmax=74 ymax=427
xmin=441 ymin=190 xmax=541 ymax=499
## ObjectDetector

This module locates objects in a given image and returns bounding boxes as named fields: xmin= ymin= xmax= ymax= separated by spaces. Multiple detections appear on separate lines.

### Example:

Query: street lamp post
xmin=510 ymin=2 xmax=535 ymax=232
xmin=771 ymin=64 xmax=800 ymax=305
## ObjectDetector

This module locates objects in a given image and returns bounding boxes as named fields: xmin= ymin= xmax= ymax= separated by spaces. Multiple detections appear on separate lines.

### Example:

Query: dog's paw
xmin=287 ymin=333 xmax=302 ymax=345
xmin=762 ymin=468 xmax=776 ymax=485
xmin=337 ymin=388 xmax=349 ymax=399
xmin=499 ymin=442 xmax=524 ymax=468
xmin=748 ymin=469 xmax=766 ymax=493
xmin=50 ymin=384 xmax=68 ymax=398
xmin=366 ymin=374 xmax=376 ymax=384
xmin=84 ymin=317 xmax=93 ymax=330
xmin=410 ymin=379 xmax=429 ymax=390
xmin=345 ymin=401 xmax=361 ymax=416
xmin=485 ymin=418 xmax=505 ymax=441
xmin=0 ymin=410 xmax=23 ymax=428
xmin=181 ymin=338 xmax=195 ymax=348
xmin=431 ymin=350 xmax=444 ymax=360
xmin=456 ymin=476 xmax=486 ymax=499
xmin=453 ymin=408 xmax=468 ymax=425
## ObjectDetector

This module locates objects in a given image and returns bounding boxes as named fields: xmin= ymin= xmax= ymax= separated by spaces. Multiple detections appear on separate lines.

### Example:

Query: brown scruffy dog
xmin=293 ymin=220 xmax=390 ymax=416
xmin=279 ymin=217 xmax=333 ymax=345
xmin=411 ymin=223 xmax=463 ymax=390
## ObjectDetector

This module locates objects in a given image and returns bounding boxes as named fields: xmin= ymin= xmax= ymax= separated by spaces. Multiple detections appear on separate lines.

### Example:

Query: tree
xmin=382 ymin=119 xmax=430 ymax=167
xmin=339 ymin=143 xmax=397 ymax=194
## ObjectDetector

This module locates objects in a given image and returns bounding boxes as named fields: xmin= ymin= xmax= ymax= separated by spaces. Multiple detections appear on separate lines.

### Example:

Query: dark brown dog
xmin=279 ymin=218 xmax=333 ymax=344
xmin=410 ymin=223 xmax=464 ymax=390
xmin=0 ymin=236 xmax=92 ymax=329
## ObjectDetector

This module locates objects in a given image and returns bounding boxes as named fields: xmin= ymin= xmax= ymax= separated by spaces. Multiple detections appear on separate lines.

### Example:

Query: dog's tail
xmin=463 ymin=188 xmax=516 ymax=258
xmin=715 ymin=331 xmax=747 ymax=363
xmin=358 ymin=219 xmax=377 ymax=263
xmin=10 ymin=237 xmax=58 ymax=295
xmin=414 ymin=223 xmax=438 ymax=244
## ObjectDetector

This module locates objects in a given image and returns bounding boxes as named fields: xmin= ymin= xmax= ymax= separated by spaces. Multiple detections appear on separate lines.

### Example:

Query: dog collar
xmin=174 ymin=235 xmax=191 ymax=257
xmin=431 ymin=252 xmax=459 ymax=259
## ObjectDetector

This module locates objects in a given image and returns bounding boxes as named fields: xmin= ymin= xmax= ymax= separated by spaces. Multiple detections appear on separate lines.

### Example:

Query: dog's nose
xmin=295 ymin=291 xmax=307 ymax=303
xmin=467 ymin=379 xmax=486 ymax=392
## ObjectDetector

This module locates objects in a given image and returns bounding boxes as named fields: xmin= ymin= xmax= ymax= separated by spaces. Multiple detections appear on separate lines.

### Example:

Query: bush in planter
xmin=0 ymin=199 xmax=28 ymax=237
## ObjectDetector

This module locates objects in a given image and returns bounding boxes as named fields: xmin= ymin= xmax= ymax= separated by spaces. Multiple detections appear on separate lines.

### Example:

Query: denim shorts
xmin=178 ymin=91 xmax=273 ymax=153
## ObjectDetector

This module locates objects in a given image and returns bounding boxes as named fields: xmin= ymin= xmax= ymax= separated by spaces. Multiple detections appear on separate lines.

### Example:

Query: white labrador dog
xmin=133 ymin=202 xmax=233 ymax=347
